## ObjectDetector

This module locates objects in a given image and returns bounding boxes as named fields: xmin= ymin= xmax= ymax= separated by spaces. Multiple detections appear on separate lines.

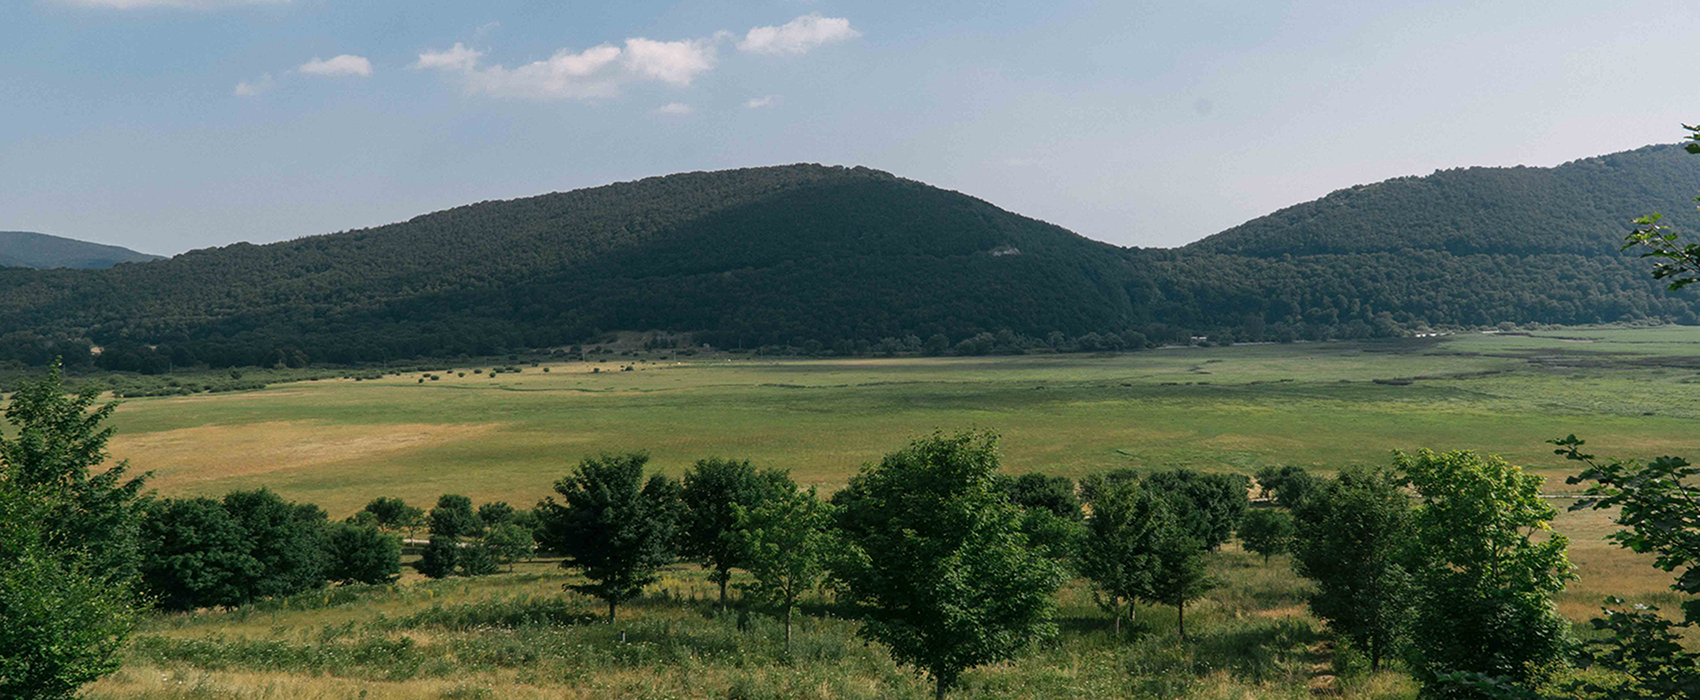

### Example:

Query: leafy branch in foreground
xmin=1554 ymin=435 xmax=1700 ymax=700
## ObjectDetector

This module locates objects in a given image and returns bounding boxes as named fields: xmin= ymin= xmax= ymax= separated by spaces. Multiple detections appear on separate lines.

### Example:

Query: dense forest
xmin=2 ymin=145 xmax=1698 ymax=369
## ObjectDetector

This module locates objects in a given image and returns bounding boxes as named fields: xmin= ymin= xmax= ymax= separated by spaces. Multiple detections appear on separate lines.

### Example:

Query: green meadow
xmin=104 ymin=327 xmax=1700 ymax=517
xmin=66 ymin=326 xmax=1700 ymax=700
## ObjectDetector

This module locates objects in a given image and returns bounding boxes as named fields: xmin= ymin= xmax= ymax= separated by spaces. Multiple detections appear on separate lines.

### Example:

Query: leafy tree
xmin=1253 ymin=465 xmax=1319 ymax=509
xmin=0 ymin=359 xmax=150 ymax=585
xmin=1554 ymin=435 xmax=1700 ymax=699
xmin=1078 ymin=477 xmax=1169 ymax=634
xmin=221 ymin=489 xmax=328 ymax=601
xmin=484 ymin=521 xmax=535 ymax=572
xmin=138 ymin=490 xmax=331 ymax=608
xmin=457 ymin=539 xmax=501 ymax=577
xmin=1146 ymin=512 xmax=1213 ymax=641
xmin=138 ymin=497 xmax=257 ymax=610
xmin=416 ymin=536 xmax=458 ymax=579
xmin=477 ymin=501 xmax=516 ymax=527
xmin=832 ymin=431 xmax=1066 ymax=699
xmin=535 ymin=453 xmax=679 ymax=622
xmin=1144 ymin=469 xmax=1251 ymax=551
xmin=323 ymin=522 xmax=401 ymax=585
xmin=1079 ymin=468 xmax=1141 ymax=506
xmin=1000 ymin=472 xmax=1081 ymax=519
xmin=429 ymin=494 xmax=483 ymax=539
xmin=362 ymin=497 xmax=424 ymax=537
xmin=0 ymin=471 xmax=137 ymax=700
xmin=731 ymin=485 xmax=836 ymax=649
xmin=1399 ymin=449 xmax=1573 ymax=698
xmin=680 ymin=457 xmax=791 ymax=608
xmin=1290 ymin=466 xmax=1414 ymax=671
xmin=1238 ymin=508 xmax=1295 ymax=564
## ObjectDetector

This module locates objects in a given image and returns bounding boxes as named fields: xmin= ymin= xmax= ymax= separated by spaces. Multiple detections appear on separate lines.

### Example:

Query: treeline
xmin=4 ymin=150 xmax=1700 ymax=369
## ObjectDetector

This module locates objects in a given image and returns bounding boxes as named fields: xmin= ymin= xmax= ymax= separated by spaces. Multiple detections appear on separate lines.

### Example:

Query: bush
xmin=324 ymin=523 xmax=401 ymax=585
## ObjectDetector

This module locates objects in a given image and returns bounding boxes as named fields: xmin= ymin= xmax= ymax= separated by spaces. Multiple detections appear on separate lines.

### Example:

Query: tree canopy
xmin=832 ymin=431 xmax=1066 ymax=699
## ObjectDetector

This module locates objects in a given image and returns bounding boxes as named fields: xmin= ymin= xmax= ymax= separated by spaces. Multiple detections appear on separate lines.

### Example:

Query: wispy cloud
xmin=298 ymin=55 xmax=372 ymax=78
xmin=745 ymin=95 xmax=777 ymax=109
xmin=737 ymin=14 xmax=859 ymax=55
xmin=652 ymin=102 xmax=694 ymax=115
xmin=415 ymin=36 xmax=717 ymax=101
xmin=232 ymin=73 xmax=275 ymax=97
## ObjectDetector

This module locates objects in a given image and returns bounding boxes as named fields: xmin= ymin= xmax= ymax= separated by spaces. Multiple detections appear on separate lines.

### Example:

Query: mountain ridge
xmin=0 ymin=231 xmax=162 ymax=269
xmin=1 ymin=146 xmax=1697 ymax=370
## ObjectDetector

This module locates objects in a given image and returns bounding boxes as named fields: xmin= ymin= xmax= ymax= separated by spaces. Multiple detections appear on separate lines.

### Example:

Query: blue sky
xmin=4 ymin=0 xmax=1699 ymax=255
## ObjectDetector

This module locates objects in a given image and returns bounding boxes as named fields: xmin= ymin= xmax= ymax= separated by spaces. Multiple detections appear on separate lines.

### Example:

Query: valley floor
xmin=61 ymin=326 xmax=1700 ymax=698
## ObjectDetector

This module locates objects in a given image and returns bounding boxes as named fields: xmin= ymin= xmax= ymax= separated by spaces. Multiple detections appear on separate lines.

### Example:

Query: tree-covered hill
xmin=1 ymin=146 xmax=1698 ymax=370
xmin=1187 ymin=144 xmax=1700 ymax=257
xmin=0 ymin=231 xmax=161 ymax=269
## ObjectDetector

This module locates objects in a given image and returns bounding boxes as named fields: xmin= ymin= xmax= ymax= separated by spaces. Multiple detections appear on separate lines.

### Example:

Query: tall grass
xmin=86 ymin=554 xmax=1421 ymax=700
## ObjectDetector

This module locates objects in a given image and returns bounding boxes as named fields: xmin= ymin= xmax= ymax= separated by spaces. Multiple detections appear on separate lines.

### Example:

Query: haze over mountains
xmin=1 ymin=144 xmax=1697 ymax=370
xmin=0 ymin=231 xmax=161 ymax=270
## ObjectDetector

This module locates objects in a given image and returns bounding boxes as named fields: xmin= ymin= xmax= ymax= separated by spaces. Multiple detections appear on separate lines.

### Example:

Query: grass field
xmin=100 ymin=327 xmax=1700 ymax=516
xmin=56 ymin=326 xmax=1700 ymax=699
xmin=87 ymin=547 xmax=1421 ymax=700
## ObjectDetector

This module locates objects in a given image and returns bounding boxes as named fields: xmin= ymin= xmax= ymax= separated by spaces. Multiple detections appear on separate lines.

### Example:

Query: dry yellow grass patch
xmin=112 ymin=421 xmax=504 ymax=491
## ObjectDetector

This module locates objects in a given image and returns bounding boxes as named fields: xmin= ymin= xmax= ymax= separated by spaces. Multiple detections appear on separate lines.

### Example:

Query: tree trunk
xmin=785 ymin=604 xmax=794 ymax=650
xmin=1370 ymin=642 xmax=1381 ymax=672
xmin=935 ymin=675 xmax=948 ymax=700
xmin=607 ymin=598 xmax=617 ymax=624
xmin=718 ymin=572 xmax=729 ymax=611
xmin=1177 ymin=601 xmax=1186 ymax=641
xmin=1114 ymin=605 xmax=1121 ymax=636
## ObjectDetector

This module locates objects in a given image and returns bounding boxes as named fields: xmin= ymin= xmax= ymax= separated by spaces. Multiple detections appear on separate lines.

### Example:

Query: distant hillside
xmin=0 ymin=147 xmax=1697 ymax=371
xmin=1149 ymin=144 xmax=1700 ymax=331
xmin=0 ymin=166 xmax=1144 ymax=367
xmin=1189 ymin=144 xmax=1700 ymax=257
xmin=0 ymin=231 xmax=161 ymax=269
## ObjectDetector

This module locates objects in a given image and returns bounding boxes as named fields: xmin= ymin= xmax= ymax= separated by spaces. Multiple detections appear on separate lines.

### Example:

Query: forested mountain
xmin=1 ymin=145 xmax=1698 ymax=370
xmin=1163 ymin=144 xmax=1700 ymax=330
xmin=0 ymin=231 xmax=161 ymax=269
xmin=1190 ymin=144 xmax=1700 ymax=257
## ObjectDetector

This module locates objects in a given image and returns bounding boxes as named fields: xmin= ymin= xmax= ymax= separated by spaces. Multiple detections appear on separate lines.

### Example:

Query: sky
xmin=3 ymin=0 xmax=1699 ymax=256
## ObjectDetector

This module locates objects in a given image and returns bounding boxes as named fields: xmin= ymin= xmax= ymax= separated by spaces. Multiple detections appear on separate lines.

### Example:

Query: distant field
xmin=101 ymin=327 xmax=1700 ymax=517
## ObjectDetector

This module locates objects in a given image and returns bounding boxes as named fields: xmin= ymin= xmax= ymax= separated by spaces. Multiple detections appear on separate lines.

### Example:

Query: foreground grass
xmin=86 ymin=551 xmax=1418 ymax=700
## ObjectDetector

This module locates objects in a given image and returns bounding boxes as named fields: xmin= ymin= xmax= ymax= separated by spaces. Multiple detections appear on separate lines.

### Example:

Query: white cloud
xmin=57 ymin=0 xmax=287 ymax=8
xmin=745 ymin=95 xmax=776 ymax=109
xmin=232 ymin=73 xmax=275 ymax=97
xmin=623 ymin=38 xmax=716 ymax=87
xmin=652 ymin=102 xmax=694 ymax=115
xmin=414 ymin=43 xmax=484 ymax=72
xmin=298 ymin=55 xmax=373 ymax=78
xmin=415 ymin=36 xmax=717 ymax=101
xmin=737 ymin=14 xmax=859 ymax=55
